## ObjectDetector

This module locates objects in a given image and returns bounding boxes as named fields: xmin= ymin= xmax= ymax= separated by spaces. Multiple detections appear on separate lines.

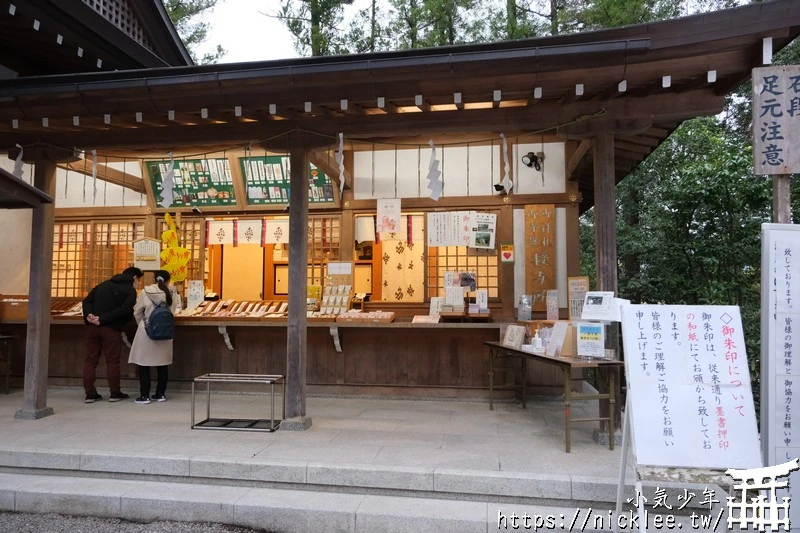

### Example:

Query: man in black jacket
xmin=82 ymin=267 xmax=143 ymax=403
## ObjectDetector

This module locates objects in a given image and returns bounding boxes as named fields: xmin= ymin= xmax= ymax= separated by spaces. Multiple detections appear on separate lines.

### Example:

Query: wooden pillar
xmin=15 ymin=160 xmax=57 ymax=420
xmin=593 ymin=132 xmax=617 ymax=293
xmin=592 ymin=131 xmax=621 ymax=434
xmin=773 ymin=175 xmax=791 ymax=223
xmin=281 ymin=131 xmax=312 ymax=430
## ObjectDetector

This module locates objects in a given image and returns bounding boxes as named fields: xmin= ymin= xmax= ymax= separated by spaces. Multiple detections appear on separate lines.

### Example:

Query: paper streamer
xmin=336 ymin=132 xmax=345 ymax=195
xmin=426 ymin=140 xmax=442 ymax=201
xmin=12 ymin=144 xmax=23 ymax=179
xmin=160 ymin=150 xmax=176 ymax=208
xmin=91 ymin=149 xmax=98 ymax=201
xmin=499 ymin=133 xmax=512 ymax=193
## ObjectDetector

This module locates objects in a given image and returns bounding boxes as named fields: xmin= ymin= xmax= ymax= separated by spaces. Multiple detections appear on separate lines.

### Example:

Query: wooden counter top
xmin=28 ymin=317 xmax=509 ymax=329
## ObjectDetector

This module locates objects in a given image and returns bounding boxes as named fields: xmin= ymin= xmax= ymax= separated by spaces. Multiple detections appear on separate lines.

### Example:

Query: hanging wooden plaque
xmin=525 ymin=204 xmax=557 ymax=312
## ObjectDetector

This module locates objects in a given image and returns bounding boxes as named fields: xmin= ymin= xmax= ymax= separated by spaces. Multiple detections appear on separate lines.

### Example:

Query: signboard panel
xmin=761 ymin=223 xmax=800 ymax=527
xmin=145 ymin=158 xmax=236 ymax=207
xmin=753 ymin=66 xmax=800 ymax=175
xmin=622 ymin=304 xmax=761 ymax=469
xmin=239 ymin=156 xmax=335 ymax=205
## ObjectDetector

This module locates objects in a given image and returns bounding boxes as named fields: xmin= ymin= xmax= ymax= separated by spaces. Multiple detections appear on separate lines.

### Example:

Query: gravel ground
xmin=0 ymin=512 xmax=274 ymax=533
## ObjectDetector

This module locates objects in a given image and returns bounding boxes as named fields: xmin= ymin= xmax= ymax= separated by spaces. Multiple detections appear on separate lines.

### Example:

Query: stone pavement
xmin=0 ymin=387 xmax=711 ymax=532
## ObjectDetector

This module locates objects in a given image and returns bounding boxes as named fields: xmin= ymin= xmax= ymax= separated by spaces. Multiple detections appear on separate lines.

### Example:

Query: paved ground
xmin=0 ymin=387 xmax=632 ymax=478
xmin=0 ymin=387 xmax=636 ymax=532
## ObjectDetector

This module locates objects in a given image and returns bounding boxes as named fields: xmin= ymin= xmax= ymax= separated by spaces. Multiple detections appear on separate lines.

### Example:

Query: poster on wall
xmin=500 ymin=244 xmax=514 ymax=263
xmin=376 ymin=199 xmax=401 ymax=233
xmin=470 ymin=213 xmax=497 ymax=249
xmin=427 ymin=212 xmax=448 ymax=246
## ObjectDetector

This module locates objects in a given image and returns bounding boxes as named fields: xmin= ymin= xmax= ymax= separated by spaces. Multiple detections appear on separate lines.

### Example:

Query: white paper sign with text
xmin=621 ymin=304 xmax=760 ymax=469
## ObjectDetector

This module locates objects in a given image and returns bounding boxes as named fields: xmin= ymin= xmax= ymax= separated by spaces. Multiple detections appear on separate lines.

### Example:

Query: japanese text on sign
xmin=621 ymin=305 xmax=761 ymax=469
xmin=753 ymin=66 xmax=800 ymax=175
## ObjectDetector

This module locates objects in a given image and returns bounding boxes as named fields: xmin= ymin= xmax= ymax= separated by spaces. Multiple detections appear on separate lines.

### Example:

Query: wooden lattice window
xmin=308 ymin=216 xmax=340 ymax=287
xmin=52 ymin=223 xmax=90 ymax=298
xmin=52 ymin=221 xmax=144 ymax=298
xmin=426 ymin=246 xmax=499 ymax=299
xmin=82 ymin=0 xmax=153 ymax=51
xmin=87 ymin=221 xmax=144 ymax=290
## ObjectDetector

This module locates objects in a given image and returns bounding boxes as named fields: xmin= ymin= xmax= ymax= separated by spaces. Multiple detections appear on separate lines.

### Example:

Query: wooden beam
xmin=0 ymin=91 xmax=726 ymax=150
xmin=566 ymin=140 xmax=592 ymax=181
xmin=619 ymin=135 xmax=659 ymax=148
xmin=282 ymin=130 xmax=312 ymax=431
xmin=558 ymin=118 xmax=652 ymax=139
xmin=59 ymin=159 xmax=146 ymax=194
xmin=15 ymin=160 xmax=57 ymax=420
xmin=308 ymin=149 xmax=350 ymax=200
xmin=614 ymin=140 xmax=652 ymax=155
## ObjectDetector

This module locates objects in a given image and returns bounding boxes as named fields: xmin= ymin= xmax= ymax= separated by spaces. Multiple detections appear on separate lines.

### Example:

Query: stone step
xmin=0 ymin=472 xmax=722 ymax=533
xmin=0 ymin=445 xmax=725 ymax=513
xmin=0 ymin=445 xmax=637 ymax=506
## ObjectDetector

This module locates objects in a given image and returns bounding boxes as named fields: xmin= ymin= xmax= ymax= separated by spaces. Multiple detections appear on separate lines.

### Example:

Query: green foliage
xmin=163 ymin=0 xmax=226 ymax=64
xmin=560 ymin=0 xmax=682 ymax=31
xmin=279 ymin=0 xmax=355 ymax=56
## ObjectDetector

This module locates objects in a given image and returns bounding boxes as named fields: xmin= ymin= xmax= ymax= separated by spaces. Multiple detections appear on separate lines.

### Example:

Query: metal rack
xmin=191 ymin=373 xmax=285 ymax=432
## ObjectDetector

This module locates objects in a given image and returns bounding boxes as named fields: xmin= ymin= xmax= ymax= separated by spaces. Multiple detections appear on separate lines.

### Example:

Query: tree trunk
xmin=506 ymin=0 xmax=517 ymax=39
xmin=311 ymin=0 xmax=322 ymax=56
xmin=370 ymin=0 xmax=377 ymax=52
xmin=550 ymin=0 xmax=558 ymax=35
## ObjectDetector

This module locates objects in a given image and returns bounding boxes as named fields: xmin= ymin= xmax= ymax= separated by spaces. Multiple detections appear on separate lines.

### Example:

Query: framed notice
xmin=568 ymin=276 xmax=590 ymax=320
xmin=580 ymin=291 xmax=616 ymax=321
xmin=503 ymin=325 xmax=526 ymax=349
xmin=575 ymin=322 xmax=605 ymax=358
xmin=429 ymin=297 xmax=444 ymax=316
xmin=133 ymin=238 xmax=161 ymax=271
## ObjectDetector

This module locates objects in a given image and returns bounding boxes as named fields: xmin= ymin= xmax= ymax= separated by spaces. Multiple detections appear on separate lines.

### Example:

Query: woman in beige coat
xmin=129 ymin=270 xmax=178 ymax=404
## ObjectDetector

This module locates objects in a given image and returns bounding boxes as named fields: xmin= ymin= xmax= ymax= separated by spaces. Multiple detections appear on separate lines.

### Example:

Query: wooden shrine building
xmin=0 ymin=0 xmax=798 ymax=425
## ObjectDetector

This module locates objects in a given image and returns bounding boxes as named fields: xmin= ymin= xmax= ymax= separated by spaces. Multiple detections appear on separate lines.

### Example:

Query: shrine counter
xmin=1 ymin=318 xmax=522 ymax=399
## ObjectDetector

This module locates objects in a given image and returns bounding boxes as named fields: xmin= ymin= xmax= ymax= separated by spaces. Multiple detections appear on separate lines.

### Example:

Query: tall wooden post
xmin=281 ymin=131 xmax=312 ymax=430
xmin=593 ymin=131 xmax=617 ymax=293
xmin=773 ymin=175 xmax=791 ymax=223
xmin=592 ymin=131 xmax=621 ymax=434
xmin=15 ymin=159 xmax=57 ymax=420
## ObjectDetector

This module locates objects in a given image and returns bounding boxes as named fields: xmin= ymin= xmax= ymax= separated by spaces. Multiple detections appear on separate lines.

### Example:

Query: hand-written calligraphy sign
xmin=621 ymin=304 xmax=761 ymax=470
xmin=753 ymin=66 xmax=800 ymax=175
